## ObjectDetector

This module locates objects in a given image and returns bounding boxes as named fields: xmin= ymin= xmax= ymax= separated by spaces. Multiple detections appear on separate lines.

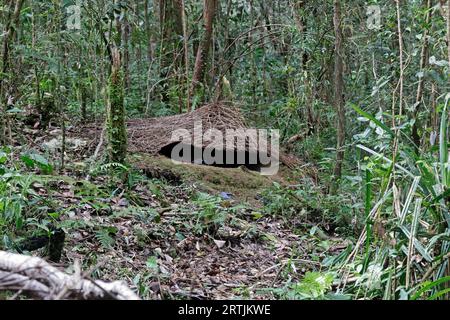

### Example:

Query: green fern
xmin=97 ymin=162 xmax=129 ymax=173
xmin=95 ymin=227 xmax=117 ymax=249
xmin=289 ymin=272 xmax=334 ymax=300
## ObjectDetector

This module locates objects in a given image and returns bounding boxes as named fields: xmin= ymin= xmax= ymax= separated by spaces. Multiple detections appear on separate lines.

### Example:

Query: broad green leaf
xmin=351 ymin=104 xmax=395 ymax=138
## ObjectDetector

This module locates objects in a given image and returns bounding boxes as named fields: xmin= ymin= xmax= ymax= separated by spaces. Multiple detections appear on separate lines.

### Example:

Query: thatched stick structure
xmin=127 ymin=103 xmax=251 ymax=155
xmin=79 ymin=103 xmax=300 ymax=169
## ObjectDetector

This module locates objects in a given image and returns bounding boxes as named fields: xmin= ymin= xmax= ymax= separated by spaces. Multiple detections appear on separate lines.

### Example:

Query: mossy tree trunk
xmin=106 ymin=48 xmax=127 ymax=164
xmin=104 ymin=0 xmax=128 ymax=164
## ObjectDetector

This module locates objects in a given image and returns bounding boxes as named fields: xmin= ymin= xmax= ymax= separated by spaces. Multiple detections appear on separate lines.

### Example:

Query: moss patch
xmin=129 ymin=153 xmax=273 ymax=204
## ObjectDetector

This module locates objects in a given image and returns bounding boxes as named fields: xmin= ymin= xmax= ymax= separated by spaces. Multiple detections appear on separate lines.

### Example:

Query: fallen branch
xmin=0 ymin=251 xmax=140 ymax=300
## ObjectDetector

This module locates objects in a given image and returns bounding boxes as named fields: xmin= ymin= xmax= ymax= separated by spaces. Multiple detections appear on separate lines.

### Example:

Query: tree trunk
xmin=123 ymin=13 xmax=131 ymax=90
xmin=158 ymin=0 xmax=184 ymax=103
xmin=81 ymin=85 xmax=87 ymax=121
xmin=159 ymin=0 xmax=184 ymax=69
xmin=180 ymin=0 xmax=190 ymax=112
xmin=106 ymin=2 xmax=127 ymax=164
xmin=107 ymin=48 xmax=127 ymax=164
xmin=411 ymin=0 xmax=432 ymax=153
xmin=190 ymin=0 xmax=217 ymax=107
xmin=331 ymin=0 xmax=345 ymax=189
xmin=0 ymin=0 xmax=24 ymax=144
xmin=144 ymin=0 xmax=154 ymax=62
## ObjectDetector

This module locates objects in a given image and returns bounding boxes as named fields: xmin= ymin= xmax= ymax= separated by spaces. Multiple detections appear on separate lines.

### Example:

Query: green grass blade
xmin=411 ymin=276 xmax=450 ymax=300
xmin=351 ymin=104 xmax=395 ymax=138
xmin=400 ymin=177 xmax=421 ymax=224
xmin=440 ymin=100 xmax=449 ymax=187
xmin=406 ymin=198 xmax=422 ymax=288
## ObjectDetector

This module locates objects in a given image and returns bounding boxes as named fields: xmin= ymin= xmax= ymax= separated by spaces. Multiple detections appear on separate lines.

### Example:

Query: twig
xmin=420 ymin=251 xmax=450 ymax=283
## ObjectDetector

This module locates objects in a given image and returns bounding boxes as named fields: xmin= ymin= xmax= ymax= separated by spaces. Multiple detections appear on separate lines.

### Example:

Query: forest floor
xmin=8 ymin=121 xmax=349 ymax=299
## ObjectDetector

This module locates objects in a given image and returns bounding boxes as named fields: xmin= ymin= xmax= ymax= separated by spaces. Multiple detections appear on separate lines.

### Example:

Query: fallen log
xmin=0 ymin=251 xmax=140 ymax=300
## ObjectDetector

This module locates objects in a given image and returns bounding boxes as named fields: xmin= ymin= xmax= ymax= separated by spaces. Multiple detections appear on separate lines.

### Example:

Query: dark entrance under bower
xmin=158 ymin=142 xmax=265 ymax=172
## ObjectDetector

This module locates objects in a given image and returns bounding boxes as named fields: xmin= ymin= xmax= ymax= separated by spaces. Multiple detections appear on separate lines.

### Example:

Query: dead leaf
xmin=214 ymin=240 xmax=226 ymax=249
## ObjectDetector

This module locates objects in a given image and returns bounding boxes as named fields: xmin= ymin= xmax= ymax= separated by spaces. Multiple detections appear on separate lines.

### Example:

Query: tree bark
xmin=180 ymin=0 xmax=190 ymax=112
xmin=106 ymin=2 xmax=127 ymax=164
xmin=158 ymin=0 xmax=184 ymax=103
xmin=411 ymin=0 xmax=432 ymax=152
xmin=190 ymin=0 xmax=217 ymax=107
xmin=123 ymin=11 xmax=131 ymax=90
xmin=0 ymin=0 xmax=24 ymax=144
xmin=159 ymin=0 xmax=184 ymax=69
xmin=332 ymin=0 xmax=345 ymax=187
xmin=107 ymin=48 xmax=127 ymax=164
xmin=144 ymin=0 xmax=154 ymax=62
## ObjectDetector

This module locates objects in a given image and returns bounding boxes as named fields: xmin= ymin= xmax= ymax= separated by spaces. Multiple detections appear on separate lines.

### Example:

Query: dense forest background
xmin=1 ymin=0 xmax=450 ymax=300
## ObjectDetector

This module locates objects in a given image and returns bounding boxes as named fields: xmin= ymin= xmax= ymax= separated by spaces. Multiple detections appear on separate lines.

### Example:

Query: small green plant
xmin=95 ymin=226 xmax=118 ymax=249
xmin=261 ymin=182 xmax=355 ymax=233
xmin=192 ymin=193 xmax=230 ymax=236
xmin=288 ymin=272 xmax=335 ymax=300
xmin=21 ymin=152 xmax=53 ymax=174
xmin=261 ymin=271 xmax=337 ymax=300
xmin=96 ymin=162 xmax=129 ymax=173
xmin=261 ymin=182 xmax=302 ymax=217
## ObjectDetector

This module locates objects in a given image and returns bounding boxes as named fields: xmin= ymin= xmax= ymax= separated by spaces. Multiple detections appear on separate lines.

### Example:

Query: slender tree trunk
xmin=31 ymin=2 xmax=42 ymax=121
xmin=447 ymin=0 xmax=450 ymax=68
xmin=106 ymin=2 xmax=127 ymax=164
xmin=296 ymin=1 xmax=309 ymax=70
xmin=0 ymin=0 xmax=24 ymax=79
xmin=293 ymin=0 xmax=314 ymax=129
xmin=411 ymin=0 xmax=432 ymax=152
xmin=331 ymin=0 xmax=345 ymax=188
xmin=123 ymin=13 xmax=131 ymax=90
xmin=81 ymin=85 xmax=87 ymax=121
xmin=180 ymin=0 xmax=190 ymax=112
xmin=159 ymin=0 xmax=183 ymax=103
xmin=190 ymin=0 xmax=217 ymax=106
xmin=395 ymin=0 xmax=405 ymax=123
xmin=260 ymin=1 xmax=279 ymax=53
xmin=144 ymin=0 xmax=153 ymax=62
xmin=0 ymin=0 xmax=24 ymax=144
xmin=159 ymin=0 xmax=183 ymax=67
xmin=107 ymin=48 xmax=127 ymax=164
xmin=392 ymin=0 xmax=404 ymax=167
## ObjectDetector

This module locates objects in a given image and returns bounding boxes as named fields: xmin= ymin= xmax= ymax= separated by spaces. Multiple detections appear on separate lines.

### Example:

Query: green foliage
xmin=0 ymin=149 xmax=55 ymax=248
xmin=264 ymin=271 xmax=340 ymax=300
xmin=20 ymin=152 xmax=53 ymax=174
xmin=94 ymin=162 xmax=129 ymax=174
xmin=412 ymin=276 xmax=450 ymax=300
xmin=95 ymin=226 xmax=117 ymax=250
xmin=192 ymin=193 xmax=229 ymax=236
xmin=289 ymin=272 xmax=335 ymax=300
xmin=261 ymin=182 xmax=356 ymax=232
xmin=260 ymin=183 xmax=298 ymax=217
xmin=330 ymin=96 xmax=450 ymax=299
xmin=106 ymin=66 xmax=127 ymax=164
xmin=5 ymin=0 xmax=450 ymax=301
